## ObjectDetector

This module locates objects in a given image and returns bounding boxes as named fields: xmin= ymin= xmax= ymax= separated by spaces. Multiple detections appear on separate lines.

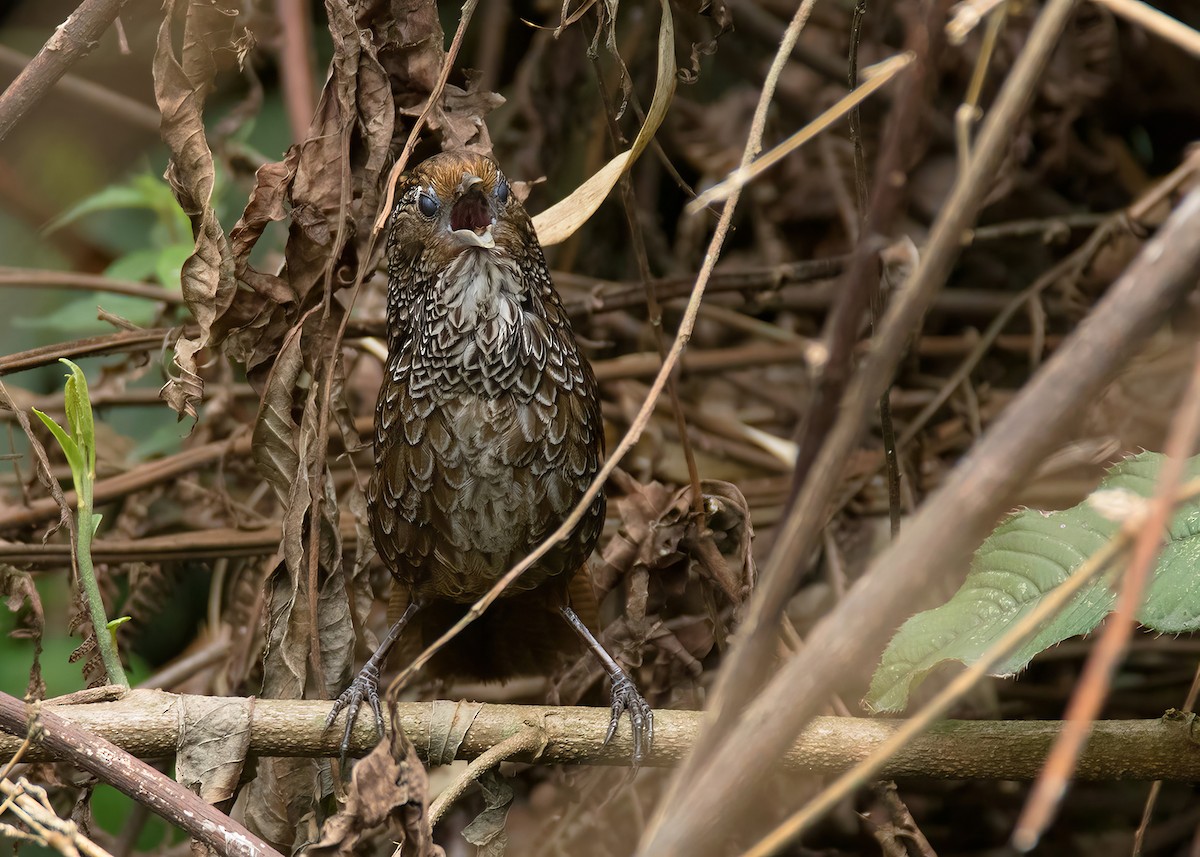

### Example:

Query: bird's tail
xmin=385 ymin=574 xmax=597 ymax=683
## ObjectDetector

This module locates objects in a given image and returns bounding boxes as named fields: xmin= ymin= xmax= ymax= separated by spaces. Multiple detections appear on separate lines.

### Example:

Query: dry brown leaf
xmin=225 ymin=0 xmax=456 ymax=380
xmin=255 ymin=324 xmax=354 ymax=704
xmin=403 ymin=69 xmax=504 ymax=153
xmin=680 ymin=480 xmax=756 ymax=605
xmin=152 ymin=0 xmax=240 ymax=419
xmin=308 ymin=707 xmax=444 ymax=857
xmin=245 ymin=322 xmax=354 ymax=849
xmin=426 ymin=699 xmax=484 ymax=766
xmin=241 ymin=756 xmax=322 ymax=850
xmin=175 ymin=694 xmax=253 ymax=804
xmin=1 ymin=564 xmax=45 ymax=701
xmin=461 ymin=770 xmax=514 ymax=856
xmin=592 ymin=472 xmax=676 ymax=597
xmin=232 ymin=4 xmax=461 ymax=846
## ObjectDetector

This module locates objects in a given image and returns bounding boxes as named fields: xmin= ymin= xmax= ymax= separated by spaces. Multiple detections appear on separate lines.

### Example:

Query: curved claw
xmin=325 ymin=661 xmax=385 ymax=760
xmin=603 ymin=671 xmax=654 ymax=767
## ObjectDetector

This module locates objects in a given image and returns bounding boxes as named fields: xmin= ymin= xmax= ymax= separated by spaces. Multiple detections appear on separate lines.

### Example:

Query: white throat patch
xmin=441 ymin=250 xmax=522 ymax=350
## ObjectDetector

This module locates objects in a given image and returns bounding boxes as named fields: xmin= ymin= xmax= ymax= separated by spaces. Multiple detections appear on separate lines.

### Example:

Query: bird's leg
xmin=559 ymin=604 xmax=654 ymax=766
xmin=325 ymin=598 xmax=421 ymax=759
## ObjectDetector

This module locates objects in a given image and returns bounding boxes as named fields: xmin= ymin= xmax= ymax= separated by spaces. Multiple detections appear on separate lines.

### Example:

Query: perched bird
xmin=328 ymin=151 xmax=653 ymax=762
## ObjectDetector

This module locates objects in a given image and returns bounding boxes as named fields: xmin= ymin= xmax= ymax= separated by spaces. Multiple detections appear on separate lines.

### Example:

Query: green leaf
xmin=46 ymin=172 xmax=196 ymax=246
xmin=60 ymin=359 xmax=96 ymax=478
xmin=153 ymin=242 xmax=194 ymax=289
xmin=1139 ymin=485 xmax=1200 ymax=632
xmin=865 ymin=451 xmax=1200 ymax=713
xmin=44 ymin=183 xmax=155 ymax=234
xmin=105 ymin=248 xmax=162 ymax=281
xmin=32 ymin=407 xmax=84 ymax=480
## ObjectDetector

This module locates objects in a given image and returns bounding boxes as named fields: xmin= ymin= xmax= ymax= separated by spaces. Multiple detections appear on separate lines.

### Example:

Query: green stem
xmin=76 ymin=485 xmax=127 ymax=689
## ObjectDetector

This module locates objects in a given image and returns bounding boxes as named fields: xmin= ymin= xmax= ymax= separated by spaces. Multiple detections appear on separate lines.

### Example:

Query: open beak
xmin=449 ymin=173 xmax=496 ymax=249
xmin=452 ymin=225 xmax=495 ymax=249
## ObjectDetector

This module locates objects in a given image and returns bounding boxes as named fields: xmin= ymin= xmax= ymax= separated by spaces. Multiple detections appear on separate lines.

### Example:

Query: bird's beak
xmin=449 ymin=173 xmax=496 ymax=249
xmin=452 ymin=224 xmax=496 ymax=249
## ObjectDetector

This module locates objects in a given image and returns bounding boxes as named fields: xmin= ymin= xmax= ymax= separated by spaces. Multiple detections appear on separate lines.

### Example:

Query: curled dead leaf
xmin=152 ymin=0 xmax=241 ymax=419
xmin=308 ymin=706 xmax=443 ymax=857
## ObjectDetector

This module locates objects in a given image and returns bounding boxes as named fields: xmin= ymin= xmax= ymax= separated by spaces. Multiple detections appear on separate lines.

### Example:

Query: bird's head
xmin=386 ymin=152 xmax=533 ymax=277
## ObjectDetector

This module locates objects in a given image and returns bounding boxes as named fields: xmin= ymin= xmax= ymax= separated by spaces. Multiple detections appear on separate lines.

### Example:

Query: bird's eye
xmin=495 ymin=176 xmax=510 ymax=205
xmin=417 ymin=191 xmax=439 ymax=218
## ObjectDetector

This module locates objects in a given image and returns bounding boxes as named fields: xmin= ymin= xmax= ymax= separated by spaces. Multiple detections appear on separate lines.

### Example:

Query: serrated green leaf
xmin=1140 ymin=500 xmax=1200 ymax=632
xmin=865 ymin=451 xmax=1200 ymax=713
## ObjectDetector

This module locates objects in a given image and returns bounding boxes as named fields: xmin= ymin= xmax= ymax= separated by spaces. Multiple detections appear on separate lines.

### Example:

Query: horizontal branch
xmin=0 ymin=267 xmax=186 ymax=304
xmin=3 ymin=691 xmax=1200 ymax=781
xmin=0 ymin=525 xmax=341 ymax=564
xmin=0 ymin=434 xmax=240 ymax=530
xmin=0 ymin=328 xmax=177 ymax=377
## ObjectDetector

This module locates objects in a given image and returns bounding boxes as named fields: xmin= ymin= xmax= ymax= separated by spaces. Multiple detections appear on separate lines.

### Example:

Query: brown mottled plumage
xmin=328 ymin=152 xmax=652 ymax=762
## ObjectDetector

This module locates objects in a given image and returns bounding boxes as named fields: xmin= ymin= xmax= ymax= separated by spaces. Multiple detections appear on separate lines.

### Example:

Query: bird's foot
xmin=325 ymin=660 xmax=385 ymax=760
xmin=604 ymin=669 xmax=654 ymax=767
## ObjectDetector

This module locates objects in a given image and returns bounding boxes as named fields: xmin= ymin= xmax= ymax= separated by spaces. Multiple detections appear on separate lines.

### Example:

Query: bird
xmin=327 ymin=151 xmax=653 ymax=763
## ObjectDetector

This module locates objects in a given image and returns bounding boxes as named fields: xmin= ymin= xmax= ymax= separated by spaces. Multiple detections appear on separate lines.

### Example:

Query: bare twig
xmin=954 ymin=0 xmax=1005 ymax=173
xmin=0 ymin=328 xmax=178 ymax=377
xmin=0 ymin=267 xmax=186 ymax=304
xmin=1091 ymin=0 xmax=1200 ymax=58
xmin=0 ymin=0 xmax=133 ymax=142
xmin=588 ymin=22 xmax=704 ymax=516
xmin=0 ymin=525 xmax=355 ymax=563
xmin=0 ymin=777 xmax=115 ymax=857
xmin=0 ymin=45 xmax=159 ymax=132
xmin=947 ymin=0 xmax=1007 ymax=43
xmin=648 ymin=4 xmax=948 ymax=846
xmin=897 ymin=217 xmax=1120 ymax=449
xmin=274 ymin=0 xmax=316 ymax=142
xmin=640 ymin=1 xmax=1186 ymax=852
xmin=688 ymin=53 xmax=915 ymax=211
xmin=1133 ymin=658 xmax=1200 ymax=855
xmin=0 ymin=692 xmax=283 ymax=857
xmin=558 ymin=256 xmax=851 ymax=318
xmin=428 ymin=725 xmax=545 ymax=827
xmin=0 ymin=434 xmax=242 ymax=531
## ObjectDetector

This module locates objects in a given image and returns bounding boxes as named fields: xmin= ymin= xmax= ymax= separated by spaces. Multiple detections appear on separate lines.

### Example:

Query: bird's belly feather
xmin=374 ymin=386 xmax=599 ymax=603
